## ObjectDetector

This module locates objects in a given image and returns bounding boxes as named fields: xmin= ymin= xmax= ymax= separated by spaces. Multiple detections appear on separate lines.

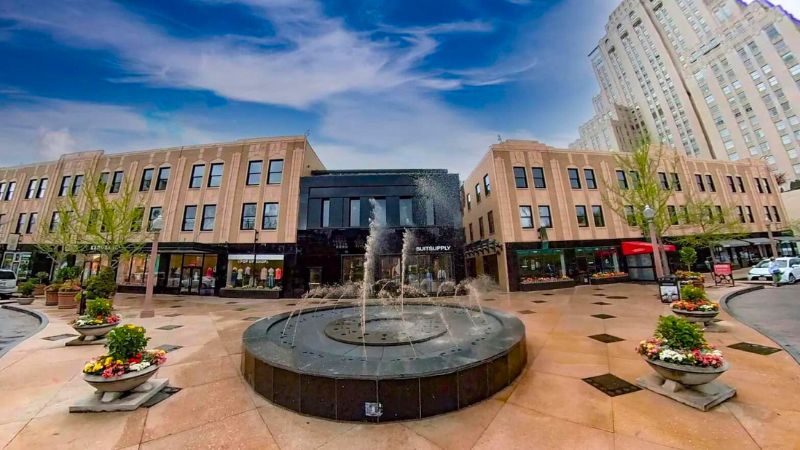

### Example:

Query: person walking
xmin=768 ymin=257 xmax=781 ymax=287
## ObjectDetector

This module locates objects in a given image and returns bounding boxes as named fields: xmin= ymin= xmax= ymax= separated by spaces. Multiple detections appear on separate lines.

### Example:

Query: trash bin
xmin=657 ymin=275 xmax=679 ymax=304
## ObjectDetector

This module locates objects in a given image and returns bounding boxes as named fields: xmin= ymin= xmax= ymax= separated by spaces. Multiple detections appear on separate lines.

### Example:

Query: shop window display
xmin=226 ymin=254 xmax=284 ymax=292
xmin=404 ymin=254 xmax=454 ymax=294
xmin=342 ymin=255 xmax=365 ymax=283
xmin=118 ymin=254 xmax=149 ymax=286
xmin=518 ymin=249 xmax=569 ymax=285
xmin=573 ymin=247 xmax=626 ymax=280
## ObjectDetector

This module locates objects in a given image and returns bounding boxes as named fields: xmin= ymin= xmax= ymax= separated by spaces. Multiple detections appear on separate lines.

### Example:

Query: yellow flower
xmin=104 ymin=356 xmax=113 ymax=366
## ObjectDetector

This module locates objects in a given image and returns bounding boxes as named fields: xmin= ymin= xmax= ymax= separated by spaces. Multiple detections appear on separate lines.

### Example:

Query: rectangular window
xmin=483 ymin=174 xmax=491 ymax=196
xmin=35 ymin=178 xmax=48 ymax=199
xmin=262 ymin=202 xmax=279 ymax=230
xmin=474 ymin=184 xmax=481 ymax=203
xmin=763 ymin=178 xmax=772 ymax=194
xmin=139 ymin=168 xmax=153 ymax=191
xmin=208 ymin=163 xmax=223 ymax=188
xmin=737 ymin=206 xmax=745 ymax=223
xmin=371 ymin=198 xmax=386 ymax=225
xmin=568 ymin=168 xmax=581 ymax=189
xmin=201 ymin=205 xmax=216 ymax=231
xmin=532 ymin=167 xmax=546 ymax=189
xmin=15 ymin=213 xmax=26 ymax=234
xmin=519 ymin=206 xmax=533 ymax=228
xmin=425 ymin=200 xmax=435 ymax=226
xmin=668 ymin=205 xmax=679 ymax=225
xmin=147 ymin=207 xmax=162 ymax=232
xmin=737 ymin=176 xmax=745 ymax=193
xmin=322 ymin=199 xmax=330 ymax=228
xmin=478 ymin=216 xmax=485 ymax=239
xmin=25 ymin=212 xmax=37 ymax=234
xmin=5 ymin=182 xmax=14 ymax=201
xmin=727 ymin=175 xmax=736 ymax=192
xmin=349 ymin=199 xmax=361 ymax=227
xmin=705 ymin=174 xmax=716 ymax=192
xmin=629 ymin=171 xmax=640 ymax=188
xmin=616 ymin=170 xmax=628 ymax=189
xmin=49 ymin=211 xmax=61 ymax=233
xmin=680 ymin=206 xmax=689 ymax=224
xmin=71 ymin=175 xmax=84 ymax=195
xmin=131 ymin=208 xmax=144 ymax=232
xmin=658 ymin=172 xmax=669 ymax=190
xmin=575 ymin=205 xmax=589 ymax=227
xmin=267 ymin=159 xmax=283 ymax=184
xmin=513 ymin=167 xmax=528 ymax=188
xmin=624 ymin=205 xmax=636 ymax=226
xmin=764 ymin=205 xmax=772 ymax=222
xmin=746 ymin=206 xmax=754 ymax=223
xmin=25 ymin=179 xmax=36 ymax=199
xmin=241 ymin=203 xmax=257 ymax=230
xmin=246 ymin=161 xmax=262 ymax=186
xmin=59 ymin=176 xmax=72 ymax=196
xmin=468 ymin=223 xmax=474 ymax=241
xmin=189 ymin=164 xmax=204 ymax=188
xmin=584 ymin=169 xmax=597 ymax=189
xmin=98 ymin=172 xmax=109 ymax=192
xmin=538 ymin=206 xmax=553 ymax=228
xmin=467 ymin=193 xmax=471 ymax=210
xmin=155 ymin=167 xmax=170 ymax=191
xmin=592 ymin=205 xmax=605 ymax=227
xmin=487 ymin=210 xmax=495 ymax=234
xmin=0 ymin=183 xmax=5 ymax=201
xmin=181 ymin=205 xmax=196 ymax=231
xmin=715 ymin=205 xmax=724 ymax=223
xmin=110 ymin=171 xmax=123 ymax=194
xmin=695 ymin=174 xmax=706 ymax=192
xmin=399 ymin=197 xmax=414 ymax=226
xmin=772 ymin=206 xmax=781 ymax=222
xmin=755 ymin=177 xmax=763 ymax=193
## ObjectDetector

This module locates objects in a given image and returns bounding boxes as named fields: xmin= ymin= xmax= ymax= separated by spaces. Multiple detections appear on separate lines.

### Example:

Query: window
xmin=695 ymin=174 xmax=705 ymax=192
xmin=592 ymin=205 xmax=605 ymax=227
xmin=201 ymin=205 xmax=216 ymax=231
xmin=71 ymin=175 xmax=84 ymax=195
xmin=155 ymin=167 xmax=170 ymax=191
xmin=246 ymin=161 xmax=262 ymax=186
xmin=658 ymin=172 xmax=669 ymax=190
xmin=35 ymin=178 xmax=47 ymax=198
xmin=25 ymin=179 xmax=36 ymax=199
xmin=147 ymin=207 xmax=162 ymax=232
xmin=668 ymin=205 xmax=678 ymax=225
xmin=513 ymin=167 xmax=528 ymax=188
xmin=371 ymin=198 xmax=386 ymax=225
xmin=110 ymin=171 xmax=123 ymax=194
xmin=0 ymin=183 xmax=5 ymax=200
xmin=474 ymin=184 xmax=481 ymax=203
xmin=567 ymin=168 xmax=581 ymax=189
xmin=616 ymin=170 xmax=628 ymax=189
xmin=59 ymin=176 xmax=71 ymax=196
xmin=727 ymin=175 xmax=736 ymax=192
xmin=466 ymin=193 xmax=471 ymax=210
xmin=736 ymin=206 xmax=745 ymax=223
xmin=49 ymin=211 xmax=61 ymax=233
xmin=189 ymin=164 xmax=204 ymax=188
xmin=575 ymin=205 xmax=589 ymax=227
xmin=764 ymin=205 xmax=773 ymax=222
xmin=5 ymin=182 xmax=15 ymax=201
xmin=241 ymin=203 xmax=257 ymax=230
xmin=478 ymin=217 xmax=485 ymax=239
xmin=208 ymin=163 xmax=223 ymax=187
xmin=624 ymin=205 xmax=636 ymax=226
xmin=715 ymin=205 xmax=724 ymax=223
xmin=532 ymin=167 xmax=546 ymax=189
xmin=263 ymin=203 xmax=279 ymax=230
xmin=755 ymin=177 xmax=763 ymax=193
xmin=98 ymin=172 xmax=109 ymax=192
xmin=705 ymin=174 xmax=716 ymax=192
xmin=139 ymin=169 xmax=153 ymax=191
xmin=181 ymin=205 xmax=196 ymax=231
xmin=131 ymin=208 xmax=144 ymax=232
xmin=763 ymin=178 xmax=772 ymax=194
xmin=399 ymin=197 xmax=413 ymax=226
xmin=772 ymin=206 xmax=781 ymax=222
xmin=468 ymin=223 xmax=474 ymax=241
xmin=538 ymin=206 xmax=553 ymax=228
xmin=267 ymin=159 xmax=283 ymax=184
xmin=349 ymin=199 xmax=361 ymax=227
xmin=25 ymin=212 xmax=37 ymax=234
xmin=322 ymin=199 xmax=330 ymax=228
xmin=487 ymin=210 xmax=495 ymax=234
xmin=483 ymin=175 xmax=491 ymax=196
xmin=15 ymin=213 xmax=26 ymax=234
xmin=519 ymin=206 xmax=533 ymax=228
xmin=584 ymin=169 xmax=597 ymax=189
xmin=737 ymin=176 xmax=745 ymax=193
xmin=425 ymin=200 xmax=435 ymax=226
xmin=629 ymin=171 xmax=640 ymax=188
xmin=745 ymin=206 xmax=754 ymax=223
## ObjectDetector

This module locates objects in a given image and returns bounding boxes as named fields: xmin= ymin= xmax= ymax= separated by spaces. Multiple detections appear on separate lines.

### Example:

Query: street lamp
xmin=643 ymin=205 xmax=665 ymax=280
xmin=141 ymin=213 xmax=164 ymax=318
xmin=765 ymin=215 xmax=778 ymax=258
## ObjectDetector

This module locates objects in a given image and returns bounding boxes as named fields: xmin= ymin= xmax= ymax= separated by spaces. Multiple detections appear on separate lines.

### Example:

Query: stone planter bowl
xmin=84 ymin=363 xmax=159 ymax=393
xmin=17 ymin=296 xmax=34 ymax=305
xmin=672 ymin=308 xmax=719 ymax=324
xmin=58 ymin=289 xmax=80 ymax=309
xmin=73 ymin=322 xmax=118 ymax=338
xmin=644 ymin=357 xmax=729 ymax=386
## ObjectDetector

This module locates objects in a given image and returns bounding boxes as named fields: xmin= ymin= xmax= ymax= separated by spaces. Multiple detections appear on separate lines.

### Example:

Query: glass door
xmin=180 ymin=266 xmax=202 ymax=294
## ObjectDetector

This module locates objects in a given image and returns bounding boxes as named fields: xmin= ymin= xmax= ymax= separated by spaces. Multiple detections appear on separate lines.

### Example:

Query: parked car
xmin=0 ymin=269 xmax=18 ymax=298
xmin=748 ymin=257 xmax=800 ymax=283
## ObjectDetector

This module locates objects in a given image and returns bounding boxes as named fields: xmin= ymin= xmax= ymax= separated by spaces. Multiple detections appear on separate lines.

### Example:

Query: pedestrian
xmin=768 ymin=257 xmax=781 ymax=287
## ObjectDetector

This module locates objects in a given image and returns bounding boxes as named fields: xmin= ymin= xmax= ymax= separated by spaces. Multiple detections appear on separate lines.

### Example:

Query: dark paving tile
xmin=235 ymin=307 xmax=248 ymax=311
xmin=606 ymin=296 xmax=628 ymax=299
xmin=142 ymin=386 xmax=183 ymax=407
xmin=226 ymin=301 xmax=238 ymax=304
xmin=163 ymin=313 xmax=182 ymax=317
xmin=156 ymin=325 xmax=183 ymax=331
xmin=243 ymin=316 xmax=261 ymax=321
xmin=286 ymin=303 xmax=297 ymax=306
xmin=588 ymin=334 xmax=624 ymax=344
xmin=592 ymin=301 xmax=612 ymax=305
xmin=482 ymin=298 xmax=496 ymax=302
xmin=592 ymin=287 xmax=604 ymax=291
xmin=728 ymin=342 xmax=782 ymax=355
xmin=592 ymin=293 xmax=606 ymax=297
xmin=517 ymin=310 xmax=536 ymax=315
xmin=542 ymin=293 xmax=554 ymax=296
xmin=155 ymin=344 xmax=183 ymax=353
xmin=531 ymin=300 xmax=547 ymax=304
xmin=170 ymin=305 xmax=182 ymax=308
xmin=582 ymin=374 xmax=641 ymax=397
xmin=591 ymin=314 xmax=616 ymax=320
xmin=42 ymin=333 xmax=78 ymax=341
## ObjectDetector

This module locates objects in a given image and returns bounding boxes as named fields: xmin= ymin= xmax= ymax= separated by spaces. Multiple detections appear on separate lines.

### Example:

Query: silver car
xmin=0 ymin=269 xmax=18 ymax=298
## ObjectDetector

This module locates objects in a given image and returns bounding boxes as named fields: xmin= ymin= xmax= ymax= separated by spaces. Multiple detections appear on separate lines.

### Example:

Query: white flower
xmin=659 ymin=349 xmax=685 ymax=362
xmin=129 ymin=362 xmax=151 ymax=371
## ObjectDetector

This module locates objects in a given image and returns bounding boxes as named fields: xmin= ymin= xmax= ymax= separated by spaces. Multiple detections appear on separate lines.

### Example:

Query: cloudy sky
xmin=0 ymin=0 xmax=796 ymax=175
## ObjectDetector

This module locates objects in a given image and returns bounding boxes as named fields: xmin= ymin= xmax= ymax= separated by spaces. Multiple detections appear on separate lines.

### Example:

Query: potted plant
xmin=33 ymin=271 xmax=49 ymax=296
xmin=636 ymin=316 xmax=728 ymax=386
xmin=671 ymin=285 xmax=719 ymax=324
xmin=17 ymin=280 xmax=36 ymax=305
xmin=85 ymin=267 xmax=117 ymax=302
xmin=72 ymin=298 xmax=121 ymax=340
xmin=57 ymin=266 xmax=81 ymax=309
xmin=82 ymin=324 xmax=167 ymax=394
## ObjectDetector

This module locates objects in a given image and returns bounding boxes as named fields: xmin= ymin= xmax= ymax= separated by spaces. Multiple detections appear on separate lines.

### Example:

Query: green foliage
xmin=679 ymin=247 xmax=697 ymax=271
xmin=18 ymin=280 xmax=36 ymax=296
xmin=86 ymin=298 xmax=114 ymax=318
xmin=85 ymin=267 xmax=117 ymax=300
xmin=655 ymin=316 xmax=706 ymax=350
xmin=35 ymin=271 xmax=50 ymax=284
xmin=106 ymin=325 xmax=149 ymax=361
xmin=55 ymin=266 xmax=80 ymax=283
xmin=680 ymin=285 xmax=707 ymax=302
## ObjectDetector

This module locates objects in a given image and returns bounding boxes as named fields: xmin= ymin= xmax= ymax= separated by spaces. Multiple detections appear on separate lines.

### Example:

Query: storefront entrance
xmin=163 ymin=253 xmax=218 ymax=296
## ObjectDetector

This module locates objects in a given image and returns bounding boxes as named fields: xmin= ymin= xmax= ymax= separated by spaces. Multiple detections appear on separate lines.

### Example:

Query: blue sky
xmin=0 ymin=0 xmax=794 ymax=175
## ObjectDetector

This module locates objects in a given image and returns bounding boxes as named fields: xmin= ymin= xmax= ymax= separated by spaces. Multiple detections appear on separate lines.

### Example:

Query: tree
xmin=679 ymin=246 xmax=697 ymax=271
xmin=673 ymin=195 xmax=747 ymax=266
xmin=35 ymin=208 xmax=81 ymax=273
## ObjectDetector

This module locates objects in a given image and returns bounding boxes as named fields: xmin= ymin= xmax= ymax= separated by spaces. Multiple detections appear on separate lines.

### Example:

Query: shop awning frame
xmin=743 ymin=238 xmax=773 ymax=245
xmin=718 ymin=239 xmax=751 ymax=248
xmin=621 ymin=241 xmax=676 ymax=256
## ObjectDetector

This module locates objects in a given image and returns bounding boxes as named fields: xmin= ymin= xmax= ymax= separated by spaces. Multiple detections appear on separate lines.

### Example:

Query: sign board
xmin=658 ymin=277 xmax=680 ymax=304
xmin=713 ymin=263 xmax=732 ymax=276
xmin=415 ymin=245 xmax=451 ymax=252
xmin=5 ymin=234 xmax=19 ymax=252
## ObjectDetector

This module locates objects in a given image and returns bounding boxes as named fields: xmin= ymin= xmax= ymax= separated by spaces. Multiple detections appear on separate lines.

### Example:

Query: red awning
xmin=621 ymin=241 xmax=676 ymax=256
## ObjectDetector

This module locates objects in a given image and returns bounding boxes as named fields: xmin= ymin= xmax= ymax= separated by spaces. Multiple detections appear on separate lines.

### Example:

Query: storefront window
xmin=342 ymin=255 xmax=365 ymax=283
xmin=379 ymin=255 xmax=401 ymax=281
xmin=518 ymin=249 xmax=567 ymax=285
xmin=167 ymin=255 xmax=183 ymax=288
xmin=118 ymin=254 xmax=149 ymax=286
xmin=1 ymin=252 xmax=32 ymax=280
xmin=404 ymin=253 xmax=454 ymax=293
xmin=226 ymin=254 xmax=284 ymax=291
xmin=573 ymin=247 xmax=624 ymax=279
xmin=80 ymin=254 xmax=106 ymax=282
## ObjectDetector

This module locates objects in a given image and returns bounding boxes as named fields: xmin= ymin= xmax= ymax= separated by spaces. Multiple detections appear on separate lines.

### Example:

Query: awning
xmin=775 ymin=236 xmax=800 ymax=242
xmin=744 ymin=238 xmax=773 ymax=245
xmin=719 ymin=239 xmax=751 ymax=248
xmin=621 ymin=241 xmax=676 ymax=256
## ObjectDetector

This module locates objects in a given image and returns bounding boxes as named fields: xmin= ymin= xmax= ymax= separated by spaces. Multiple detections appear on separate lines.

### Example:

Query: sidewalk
xmin=1 ymin=286 xmax=799 ymax=449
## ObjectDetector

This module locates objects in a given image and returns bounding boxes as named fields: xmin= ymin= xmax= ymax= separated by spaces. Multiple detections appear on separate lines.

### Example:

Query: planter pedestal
xmin=69 ymin=378 xmax=168 ymax=412
xmin=67 ymin=323 xmax=118 ymax=346
xmin=636 ymin=373 xmax=736 ymax=411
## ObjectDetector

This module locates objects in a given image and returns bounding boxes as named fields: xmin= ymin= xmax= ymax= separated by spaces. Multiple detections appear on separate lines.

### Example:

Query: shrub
xmin=18 ymin=280 xmax=36 ymax=296
xmin=680 ymin=285 xmax=706 ymax=302
xmin=654 ymin=316 xmax=705 ymax=350
xmin=55 ymin=266 xmax=81 ymax=283
xmin=679 ymin=247 xmax=697 ymax=271
xmin=86 ymin=298 xmax=114 ymax=318
xmin=35 ymin=271 xmax=50 ymax=284
xmin=106 ymin=324 xmax=149 ymax=361
xmin=85 ymin=267 xmax=116 ymax=300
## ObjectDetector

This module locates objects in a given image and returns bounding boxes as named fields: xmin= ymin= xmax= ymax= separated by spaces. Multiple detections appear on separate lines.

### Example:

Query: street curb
xmin=0 ymin=304 xmax=49 ymax=360
xmin=720 ymin=285 xmax=800 ymax=365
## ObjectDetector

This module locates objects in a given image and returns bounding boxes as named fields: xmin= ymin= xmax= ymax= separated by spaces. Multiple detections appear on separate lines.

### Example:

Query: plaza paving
xmin=1 ymin=283 xmax=799 ymax=449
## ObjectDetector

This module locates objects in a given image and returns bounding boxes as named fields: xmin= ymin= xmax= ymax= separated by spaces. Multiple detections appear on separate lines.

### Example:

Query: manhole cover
xmin=583 ymin=374 xmax=640 ymax=397
xmin=324 ymin=313 xmax=447 ymax=346
xmin=728 ymin=342 xmax=782 ymax=355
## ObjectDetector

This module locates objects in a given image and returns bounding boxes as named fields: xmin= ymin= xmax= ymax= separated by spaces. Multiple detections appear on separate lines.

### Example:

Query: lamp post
xmin=765 ymin=216 xmax=778 ymax=258
xmin=643 ymin=205 xmax=665 ymax=280
xmin=141 ymin=213 xmax=164 ymax=318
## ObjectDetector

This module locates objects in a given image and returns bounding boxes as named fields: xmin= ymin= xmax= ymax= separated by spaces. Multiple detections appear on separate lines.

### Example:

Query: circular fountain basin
xmin=241 ymin=302 xmax=526 ymax=422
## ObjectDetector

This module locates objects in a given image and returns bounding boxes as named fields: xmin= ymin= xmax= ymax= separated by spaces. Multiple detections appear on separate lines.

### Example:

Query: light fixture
xmin=151 ymin=213 xmax=164 ymax=232
xmin=643 ymin=204 xmax=655 ymax=221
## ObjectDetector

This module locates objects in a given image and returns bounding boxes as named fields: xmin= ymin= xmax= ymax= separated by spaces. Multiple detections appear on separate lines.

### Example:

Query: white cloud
xmin=37 ymin=128 xmax=77 ymax=159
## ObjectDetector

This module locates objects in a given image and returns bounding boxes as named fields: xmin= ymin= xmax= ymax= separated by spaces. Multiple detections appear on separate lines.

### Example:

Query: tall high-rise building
xmin=581 ymin=0 xmax=800 ymax=187
xmin=569 ymin=94 xmax=647 ymax=152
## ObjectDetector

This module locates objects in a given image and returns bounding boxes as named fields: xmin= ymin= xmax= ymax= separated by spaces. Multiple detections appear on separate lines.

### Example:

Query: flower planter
xmin=17 ymin=296 xmax=34 ymax=305
xmin=83 ymin=363 xmax=159 ymax=393
xmin=58 ymin=289 xmax=80 ymax=309
xmin=33 ymin=284 xmax=45 ymax=296
xmin=45 ymin=289 xmax=59 ymax=306
xmin=643 ymin=356 xmax=729 ymax=386
xmin=73 ymin=322 xmax=119 ymax=339
xmin=671 ymin=308 xmax=719 ymax=324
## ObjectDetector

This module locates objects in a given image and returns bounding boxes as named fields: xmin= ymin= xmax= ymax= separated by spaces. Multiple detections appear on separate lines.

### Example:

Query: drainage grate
xmin=42 ymin=333 xmax=78 ymax=341
xmin=155 ymin=344 xmax=183 ymax=353
xmin=583 ymin=374 xmax=641 ymax=397
xmin=588 ymin=334 xmax=624 ymax=343
xmin=143 ymin=385 xmax=182 ymax=407
xmin=591 ymin=314 xmax=616 ymax=320
xmin=728 ymin=342 xmax=782 ymax=355
xmin=156 ymin=325 xmax=183 ymax=331
xmin=517 ymin=310 xmax=536 ymax=315
xmin=605 ymin=296 xmax=628 ymax=300
xmin=592 ymin=301 xmax=612 ymax=306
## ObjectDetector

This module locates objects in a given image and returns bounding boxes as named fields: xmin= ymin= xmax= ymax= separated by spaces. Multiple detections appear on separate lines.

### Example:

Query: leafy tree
xmin=35 ymin=208 xmax=81 ymax=272
xmin=673 ymin=195 xmax=747 ymax=264
xmin=679 ymin=246 xmax=697 ymax=271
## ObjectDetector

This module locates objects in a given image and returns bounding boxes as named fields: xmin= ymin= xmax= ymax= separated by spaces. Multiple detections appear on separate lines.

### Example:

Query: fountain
xmin=241 ymin=176 xmax=526 ymax=422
